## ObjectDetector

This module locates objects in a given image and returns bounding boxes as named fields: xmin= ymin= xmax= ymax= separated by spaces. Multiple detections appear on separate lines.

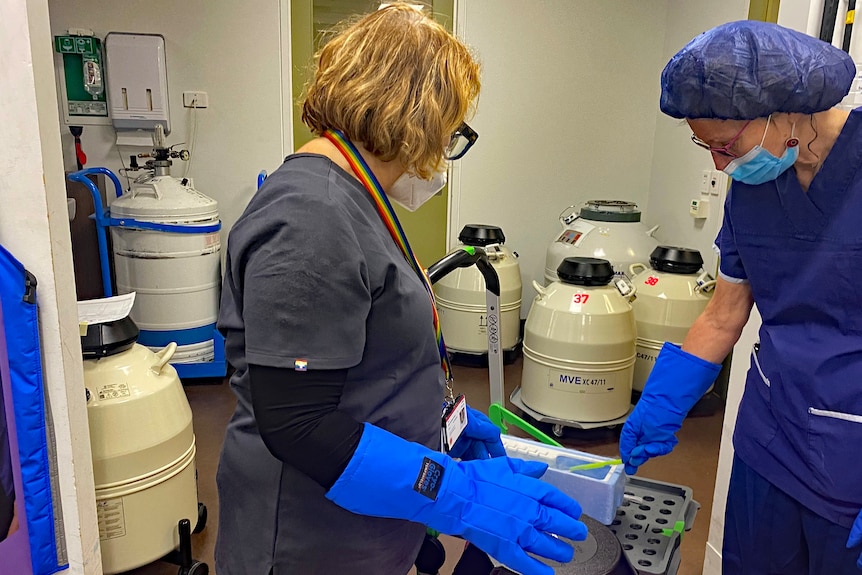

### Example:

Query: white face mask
xmin=387 ymin=169 xmax=447 ymax=211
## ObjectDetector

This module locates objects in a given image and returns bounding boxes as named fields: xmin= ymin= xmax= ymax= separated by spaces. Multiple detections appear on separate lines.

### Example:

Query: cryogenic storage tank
xmin=434 ymin=225 xmax=522 ymax=355
xmin=629 ymin=247 xmax=715 ymax=392
xmin=521 ymin=257 xmax=636 ymax=423
xmin=544 ymin=200 xmax=659 ymax=285
xmin=82 ymin=319 xmax=202 ymax=574
xmin=110 ymin=174 xmax=221 ymax=358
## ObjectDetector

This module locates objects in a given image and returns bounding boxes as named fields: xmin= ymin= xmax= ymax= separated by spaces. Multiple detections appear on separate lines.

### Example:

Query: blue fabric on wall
xmin=0 ymin=244 xmax=67 ymax=575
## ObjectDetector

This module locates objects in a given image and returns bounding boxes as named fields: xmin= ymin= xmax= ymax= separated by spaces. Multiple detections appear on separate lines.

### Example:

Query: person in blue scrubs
xmin=619 ymin=21 xmax=862 ymax=574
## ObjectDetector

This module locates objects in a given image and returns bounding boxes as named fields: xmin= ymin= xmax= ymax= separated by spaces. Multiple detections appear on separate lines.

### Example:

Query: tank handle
xmin=645 ymin=224 xmax=660 ymax=238
xmin=558 ymin=205 xmax=578 ymax=228
xmin=151 ymin=342 xmax=178 ymax=374
xmin=131 ymin=182 xmax=163 ymax=200
xmin=695 ymin=279 xmax=717 ymax=294
xmin=531 ymin=280 xmax=549 ymax=300
xmin=629 ymin=262 xmax=648 ymax=277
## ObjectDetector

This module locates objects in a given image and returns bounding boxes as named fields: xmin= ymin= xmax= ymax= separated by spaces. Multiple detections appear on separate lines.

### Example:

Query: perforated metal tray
xmin=612 ymin=477 xmax=700 ymax=575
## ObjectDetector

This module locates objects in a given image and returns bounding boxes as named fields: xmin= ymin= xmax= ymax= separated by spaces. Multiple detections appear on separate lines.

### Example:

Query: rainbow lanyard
xmin=323 ymin=129 xmax=455 ymax=396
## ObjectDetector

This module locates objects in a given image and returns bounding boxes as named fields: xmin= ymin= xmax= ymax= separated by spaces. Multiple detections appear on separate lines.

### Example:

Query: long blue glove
xmin=449 ymin=405 xmax=507 ymax=461
xmin=327 ymin=423 xmax=588 ymax=575
xmin=847 ymin=508 xmax=862 ymax=570
xmin=620 ymin=342 xmax=721 ymax=475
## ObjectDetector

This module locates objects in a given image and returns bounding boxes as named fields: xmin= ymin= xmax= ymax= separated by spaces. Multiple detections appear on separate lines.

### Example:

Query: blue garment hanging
xmin=0 ymin=244 xmax=67 ymax=575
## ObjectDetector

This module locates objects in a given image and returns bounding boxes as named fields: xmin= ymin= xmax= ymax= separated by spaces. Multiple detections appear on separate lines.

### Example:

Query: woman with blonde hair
xmin=215 ymin=4 xmax=586 ymax=575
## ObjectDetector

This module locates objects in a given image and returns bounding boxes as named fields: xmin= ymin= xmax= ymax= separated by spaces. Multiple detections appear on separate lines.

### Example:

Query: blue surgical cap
xmin=660 ymin=20 xmax=856 ymax=120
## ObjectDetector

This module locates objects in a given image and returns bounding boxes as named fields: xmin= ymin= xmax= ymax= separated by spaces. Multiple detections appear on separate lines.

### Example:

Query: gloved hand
xmin=327 ymin=423 xmax=588 ymax=575
xmin=846 ymin=507 xmax=862 ymax=570
xmin=449 ymin=405 xmax=507 ymax=461
xmin=620 ymin=342 xmax=720 ymax=475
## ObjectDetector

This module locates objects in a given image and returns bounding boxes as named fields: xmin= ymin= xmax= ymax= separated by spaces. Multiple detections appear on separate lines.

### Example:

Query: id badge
xmin=441 ymin=394 xmax=468 ymax=453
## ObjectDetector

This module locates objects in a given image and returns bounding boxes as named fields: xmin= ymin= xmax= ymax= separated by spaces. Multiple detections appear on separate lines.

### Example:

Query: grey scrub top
xmin=215 ymin=154 xmax=445 ymax=575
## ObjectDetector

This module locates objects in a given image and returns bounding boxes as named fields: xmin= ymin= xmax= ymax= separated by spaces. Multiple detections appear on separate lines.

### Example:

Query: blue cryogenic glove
xmin=327 ymin=423 xmax=588 ymax=575
xmin=620 ymin=343 xmax=721 ymax=475
xmin=449 ymin=405 xmax=507 ymax=461
xmin=847 ymin=508 xmax=862 ymax=570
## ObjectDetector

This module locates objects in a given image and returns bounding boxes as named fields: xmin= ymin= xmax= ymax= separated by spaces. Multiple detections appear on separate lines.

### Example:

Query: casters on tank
xmin=193 ymin=502 xmax=207 ymax=534
xmin=166 ymin=517 xmax=209 ymax=575
xmin=552 ymin=424 xmax=565 ymax=438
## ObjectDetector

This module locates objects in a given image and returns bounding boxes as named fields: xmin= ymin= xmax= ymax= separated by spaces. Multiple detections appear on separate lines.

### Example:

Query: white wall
xmin=778 ymin=0 xmax=824 ymax=36
xmin=47 ymin=0 xmax=290 ymax=242
xmin=702 ymin=307 xmax=760 ymax=574
xmin=454 ymin=0 xmax=669 ymax=313
xmin=2 ymin=0 xmax=101 ymax=572
xmin=644 ymin=0 xmax=750 ymax=276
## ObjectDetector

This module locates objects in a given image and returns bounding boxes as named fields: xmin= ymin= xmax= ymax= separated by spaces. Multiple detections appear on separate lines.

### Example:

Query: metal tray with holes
xmin=610 ymin=476 xmax=700 ymax=575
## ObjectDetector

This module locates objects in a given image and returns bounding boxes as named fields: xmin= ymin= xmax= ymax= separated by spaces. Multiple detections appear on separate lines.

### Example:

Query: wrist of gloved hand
xmin=846 ymin=507 xmax=862 ymax=570
xmin=619 ymin=343 xmax=720 ymax=475
xmin=619 ymin=396 xmax=681 ymax=475
xmin=327 ymin=423 xmax=588 ymax=575
xmin=449 ymin=405 xmax=507 ymax=461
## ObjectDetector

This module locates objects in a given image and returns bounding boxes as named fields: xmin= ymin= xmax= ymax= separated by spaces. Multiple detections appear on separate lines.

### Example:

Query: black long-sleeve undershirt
xmin=249 ymin=364 xmax=363 ymax=490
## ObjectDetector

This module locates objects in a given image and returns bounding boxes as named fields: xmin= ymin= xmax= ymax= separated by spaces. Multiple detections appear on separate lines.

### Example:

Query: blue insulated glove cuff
xmin=642 ymin=343 xmax=721 ymax=416
xmin=326 ymin=423 xmax=589 ymax=575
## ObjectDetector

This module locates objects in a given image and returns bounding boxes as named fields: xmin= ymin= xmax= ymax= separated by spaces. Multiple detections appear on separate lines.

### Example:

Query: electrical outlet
xmin=183 ymin=91 xmax=208 ymax=108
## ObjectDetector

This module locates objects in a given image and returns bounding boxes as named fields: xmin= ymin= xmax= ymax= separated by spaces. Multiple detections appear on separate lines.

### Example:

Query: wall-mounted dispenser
xmin=105 ymin=33 xmax=170 ymax=135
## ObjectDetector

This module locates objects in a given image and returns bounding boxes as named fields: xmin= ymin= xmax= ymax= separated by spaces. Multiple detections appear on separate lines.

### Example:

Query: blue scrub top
xmin=718 ymin=107 xmax=862 ymax=528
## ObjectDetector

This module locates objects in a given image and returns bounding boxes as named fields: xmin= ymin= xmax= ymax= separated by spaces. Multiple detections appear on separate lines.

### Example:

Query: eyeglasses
xmin=690 ymin=119 xmax=753 ymax=159
xmin=445 ymin=122 xmax=478 ymax=160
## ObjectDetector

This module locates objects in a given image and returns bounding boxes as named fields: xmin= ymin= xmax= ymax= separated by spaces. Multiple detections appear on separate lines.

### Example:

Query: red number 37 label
xmin=572 ymin=293 xmax=590 ymax=304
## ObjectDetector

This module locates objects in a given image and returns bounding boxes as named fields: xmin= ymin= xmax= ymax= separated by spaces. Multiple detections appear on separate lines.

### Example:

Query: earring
xmin=786 ymin=121 xmax=799 ymax=148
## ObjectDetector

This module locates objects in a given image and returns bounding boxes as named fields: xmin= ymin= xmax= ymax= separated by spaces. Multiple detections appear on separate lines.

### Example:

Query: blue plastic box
xmin=501 ymin=435 xmax=626 ymax=525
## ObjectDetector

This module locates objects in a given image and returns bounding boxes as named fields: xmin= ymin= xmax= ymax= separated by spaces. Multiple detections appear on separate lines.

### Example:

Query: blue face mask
xmin=723 ymin=117 xmax=799 ymax=185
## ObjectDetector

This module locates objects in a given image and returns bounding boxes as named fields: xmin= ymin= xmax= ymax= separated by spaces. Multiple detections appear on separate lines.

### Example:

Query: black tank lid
xmin=579 ymin=200 xmax=642 ymax=223
xmin=650 ymin=246 xmax=703 ymax=274
xmin=557 ymin=257 xmax=615 ymax=286
xmin=80 ymin=316 xmax=139 ymax=359
xmin=458 ymin=224 xmax=505 ymax=246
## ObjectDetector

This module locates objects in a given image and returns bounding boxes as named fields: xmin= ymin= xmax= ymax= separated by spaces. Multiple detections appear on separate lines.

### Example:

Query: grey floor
xmin=124 ymin=356 xmax=724 ymax=575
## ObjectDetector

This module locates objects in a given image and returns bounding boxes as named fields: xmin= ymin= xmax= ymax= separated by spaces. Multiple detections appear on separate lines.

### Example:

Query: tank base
xmin=174 ymin=329 xmax=227 ymax=383
xmin=510 ymin=386 xmax=633 ymax=434
xmin=449 ymin=341 xmax=522 ymax=367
